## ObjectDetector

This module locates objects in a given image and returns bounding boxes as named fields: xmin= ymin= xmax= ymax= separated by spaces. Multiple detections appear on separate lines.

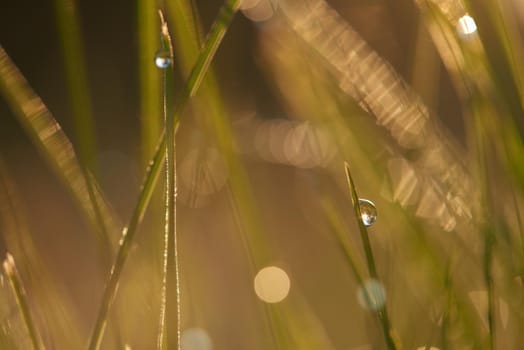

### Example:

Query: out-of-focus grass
xmin=2 ymin=254 xmax=43 ymax=350
xmin=138 ymin=0 xmax=162 ymax=168
xmin=53 ymin=0 xmax=98 ymax=174
xmin=0 ymin=47 xmax=118 ymax=254
xmin=1 ymin=0 xmax=524 ymax=348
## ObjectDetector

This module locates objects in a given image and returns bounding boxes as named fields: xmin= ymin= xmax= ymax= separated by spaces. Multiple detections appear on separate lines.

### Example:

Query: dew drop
xmin=358 ymin=199 xmax=377 ymax=227
xmin=154 ymin=49 xmax=171 ymax=68
xmin=357 ymin=279 xmax=386 ymax=311
xmin=457 ymin=14 xmax=477 ymax=37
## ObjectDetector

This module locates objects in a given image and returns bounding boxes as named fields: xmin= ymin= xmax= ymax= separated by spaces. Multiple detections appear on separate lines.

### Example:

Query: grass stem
xmin=3 ymin=253 xmax=44 ymax=350
xmin=157 ymin=11 xmax=179 ymax=350
xmin=344 ymin=161 xmax=397 ymax=350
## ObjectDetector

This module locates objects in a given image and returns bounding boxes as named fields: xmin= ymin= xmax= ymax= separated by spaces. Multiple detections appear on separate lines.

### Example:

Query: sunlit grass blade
xmin=344 ymin=161 xmax=397 ymax=350
xmin=88 ymin=1 xmax=242 ymax=348
xmin=0 ymin=47 xmax=118 ymax=253
xmin=3 ymin=254 xmax=44 ymax=350
xmin=157 ymin=11 xmax=179 ymax=350
xmin=53 ymin=0 xmax=98 ymax=173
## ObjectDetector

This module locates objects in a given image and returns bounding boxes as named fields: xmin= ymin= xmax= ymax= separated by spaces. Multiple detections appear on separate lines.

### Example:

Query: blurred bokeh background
xmin=1 ymin=0 xmax=524 ymax=349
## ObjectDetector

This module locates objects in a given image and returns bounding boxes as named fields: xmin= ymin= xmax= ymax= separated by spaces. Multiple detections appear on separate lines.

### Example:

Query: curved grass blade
xmin=53 ymin=0 xmax=98 ymax=173
xmin=344 ymin=162 xmax=397 ymax=350
xmin=87 ymin=1 xmax=242 ymax=348
xmin=3 ymin=254 xmax=44 ymax=350
xmin=0 ymin=47 xmax=118 ymax=253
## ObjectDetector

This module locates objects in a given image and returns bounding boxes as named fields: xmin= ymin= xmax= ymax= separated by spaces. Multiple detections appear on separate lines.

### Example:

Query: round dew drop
xmin=457 ymin=14 xmax=477 ymax=37
xmin=358 ymin=198 xmax=377 ymax=227
xmin=154 ymin=49 xmax=171 ymax=68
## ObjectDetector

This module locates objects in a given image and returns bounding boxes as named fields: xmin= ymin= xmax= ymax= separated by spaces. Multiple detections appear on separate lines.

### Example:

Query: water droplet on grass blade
xmin=154 ymin=49 xmax=171 ymax=68
xmin=358 ymin=199 xmax=377 ymax=227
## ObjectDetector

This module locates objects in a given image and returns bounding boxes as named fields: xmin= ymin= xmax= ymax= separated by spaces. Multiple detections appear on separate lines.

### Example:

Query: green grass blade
xmin=344 ymin=162 xmax=379 ymax=279
xmin=157 ymin=11 xmax=179 ymax=350
xmin=0 ymin=47 xmax=117 ymax=252
xmin=344 ymin=162 xmax=397 ymax=350
xmin=3 ymin=254 xmax=44 ymax=350
xmin=53 ymin=0 xmax=98 ymax=173
xmin=88 ymin=1 xmax=242 ymax=348
xmin=138 ymin=0 xmax=162 ymax=166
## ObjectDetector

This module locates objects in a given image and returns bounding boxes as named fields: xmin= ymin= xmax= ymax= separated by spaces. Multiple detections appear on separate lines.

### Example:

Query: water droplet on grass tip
xmin=358 ymin=199 xmax=377 ymax=227
xmin=154 ymin=49 xmax=171 ymax=68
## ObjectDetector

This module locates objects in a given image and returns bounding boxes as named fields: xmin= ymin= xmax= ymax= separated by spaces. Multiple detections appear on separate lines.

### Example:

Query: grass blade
xmin=53 ymin=0 xmax=98 ymax=173
xmin=344 ymin=161 xmax=397 ymax=350
xmin=3 ymin=254 xmax=44 ymax=350
xmin=0 ymin=47 xmax=117 ymax=253
xmin=138 ymin=0 xmax=162 ymax=165
xmin=156 ymin=11 xmax=179 ymax=350
xmin=87 ymin=1 xmax=242 ymax=348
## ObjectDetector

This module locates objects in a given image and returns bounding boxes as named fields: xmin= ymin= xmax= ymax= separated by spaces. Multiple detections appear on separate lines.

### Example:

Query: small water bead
xmin=457 ymin=14 xmax=477 ymax=37
xmin=358 ymin=199 xmax=377 ymax=227
xmin=357 ymin=279 xmax=386 ymax=311
xmin=154 ymin=49 xmax=171 ymax=68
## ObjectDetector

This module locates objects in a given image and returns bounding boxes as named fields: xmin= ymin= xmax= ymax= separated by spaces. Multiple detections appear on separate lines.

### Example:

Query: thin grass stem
xmin=87 ymin=1 xmax=242 ymax=348
xmin=471 ymin=106 xmax=496 ymax=350
xmin=343 ymin=161 xmax=397 ymax=350
xmin=157 ymin=11 xmax=179 ymax=350
xmin=3 ymin=253 xmax=44 ymax=350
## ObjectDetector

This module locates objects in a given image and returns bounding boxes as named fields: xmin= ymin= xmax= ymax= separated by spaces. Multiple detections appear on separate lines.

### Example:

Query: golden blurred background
xmin=1 ymin=0 xmax=524 ymax=349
